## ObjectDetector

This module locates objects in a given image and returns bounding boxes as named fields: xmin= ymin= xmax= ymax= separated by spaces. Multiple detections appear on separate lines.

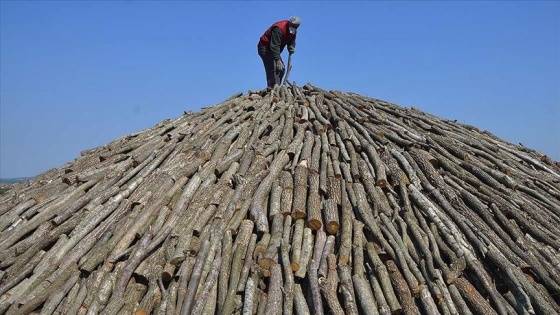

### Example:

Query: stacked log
xmin=1 ymin=83 xmax=560 ymax=314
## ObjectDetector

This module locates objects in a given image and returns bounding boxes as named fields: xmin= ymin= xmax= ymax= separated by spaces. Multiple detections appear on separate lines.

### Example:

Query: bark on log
xmin=323 ymin=198 xmax=339 ymax=234
xmin=309 ymin=230 xmax=326 ymax=314
xmin=338 ymin=263 xmax=360 ymax=315
xmin=250 ymin=150 xmax=290 ymax=236
xmin=237 ymin=233 xmax=257 ymax=292
xmin=258 ymin=213 xmax=284 ymax=271
xmin=318 ymin=235 xmax=335 ymax=279
xmin=269 ymin=181 xmax=282 ymax=218
xmin=365 ymin=263 xmax=392 ymax=315
xmin=339 ymin=181 xmax=354 ymax=265
xmin=293 ymin=283 xmax=311 ymax=315
xmin=264 ymin=263 xmax=283 ymax=315
xmin=191 ymin=257 xmax=222 ymax=314
xmin=222 ymin=220 xmax=254 ymax=315
xmin=280 ymin=241 xmax=295 ymax=315
xmin=319 ymin=254 xmax=344 ymax=315
xmin=365 ymin=242 xmax=402 ymax=314
xmin=353 ymin=274 xmax=380 ymax=315
xmin=352 ymin=219 xmax=366 ymax=276
xmin=295 ymin=228 xmax=313 ymax=279
xmin=292 ymin=161 xmax=309 ymax=219
xmin=218 ymin=230 xmax=233 ymax=314
xmin=360 ymin=139 xmax=388 ymax=187
xmin=280 ymin=171 xmax=294 ymax=218
xmin=386 ymin=259 xmax=420 ymax=315
xmin=453 ymin=277 xmax=498 ymax=315
xmin=290 ymin=219 xmax=304 ymax=271
xmin=307 ymin=173 xmax=322 ymax=230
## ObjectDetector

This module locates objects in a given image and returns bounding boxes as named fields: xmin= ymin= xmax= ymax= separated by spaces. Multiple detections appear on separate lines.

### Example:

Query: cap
xmin=289 ymin=16 xmax=301 ymax=27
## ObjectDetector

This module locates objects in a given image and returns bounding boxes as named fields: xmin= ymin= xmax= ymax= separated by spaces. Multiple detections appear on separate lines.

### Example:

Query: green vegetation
xmin=0 ymin=177 xmax=33 ymax=184
xmin=0 ymin=177 xmax=32 ymax=195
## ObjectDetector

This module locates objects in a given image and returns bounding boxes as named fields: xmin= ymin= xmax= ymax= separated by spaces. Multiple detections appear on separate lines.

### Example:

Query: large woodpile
xmin=1 ymin=84 xmax=559 ymax=315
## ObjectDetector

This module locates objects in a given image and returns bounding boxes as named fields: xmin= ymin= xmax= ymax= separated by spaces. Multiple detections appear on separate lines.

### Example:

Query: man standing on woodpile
xmin=257 ymin=16 xmax=300 ymax=88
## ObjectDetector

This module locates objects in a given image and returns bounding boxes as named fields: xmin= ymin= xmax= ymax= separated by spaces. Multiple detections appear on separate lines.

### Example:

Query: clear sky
xmin=1 ymin=1 xmax=559 ymax=178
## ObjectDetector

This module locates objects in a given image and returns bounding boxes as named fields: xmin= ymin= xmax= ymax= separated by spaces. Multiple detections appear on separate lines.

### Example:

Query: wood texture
xmin=1 ymin=84 xmax=559 ymax=314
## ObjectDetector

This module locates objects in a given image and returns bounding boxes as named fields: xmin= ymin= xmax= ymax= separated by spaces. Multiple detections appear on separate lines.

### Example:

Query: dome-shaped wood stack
xmin=1 ymin=84 xmax=559 ymax=315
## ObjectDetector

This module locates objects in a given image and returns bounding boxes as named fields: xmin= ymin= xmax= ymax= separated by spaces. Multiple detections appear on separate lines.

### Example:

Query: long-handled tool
xmin=282 ymin=53 xmax=293 ymax=86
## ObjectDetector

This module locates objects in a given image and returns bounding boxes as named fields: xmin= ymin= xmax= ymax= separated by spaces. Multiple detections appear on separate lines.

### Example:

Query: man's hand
xmin=288 ymin=47 xmax=295 ymax=55
xmin=275 ymin=59 xmax=285 ymax=71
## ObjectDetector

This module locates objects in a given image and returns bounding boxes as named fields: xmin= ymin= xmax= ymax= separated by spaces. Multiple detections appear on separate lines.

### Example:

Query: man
xmin=257 ymin=16 xmax=301 ymax=88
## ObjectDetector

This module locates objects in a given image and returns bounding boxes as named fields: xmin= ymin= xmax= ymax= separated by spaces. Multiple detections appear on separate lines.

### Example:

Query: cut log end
xmin=326 ymin=222 xmax=340 ymax=235
xmin=338 ymin=257 xmax=349 ymax=265
xmin=253 ymin=249 xmax=267 ymax=260
xmin=291 ymin=210 xmax=307 ymax=220
xmin=376 ymin=179 xmax=388 ymax=188
xmin=290 ymin=262 xmax=300 ymax=271
xmin=307 ymin=219 xmax=322 ymax=231
xmin=257 ymin=258 xmax=277 ymax=271
xmin=161 ymin=271 xmax=173 ymax=283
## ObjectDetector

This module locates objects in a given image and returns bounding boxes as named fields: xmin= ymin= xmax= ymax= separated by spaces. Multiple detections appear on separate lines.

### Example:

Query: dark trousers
xmin=258 ymin=45 xmax=285 ymax=88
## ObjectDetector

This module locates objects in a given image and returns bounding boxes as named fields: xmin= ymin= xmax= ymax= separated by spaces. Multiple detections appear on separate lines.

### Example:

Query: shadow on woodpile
xmin=1 ymin=83 xmax=559 ymax=314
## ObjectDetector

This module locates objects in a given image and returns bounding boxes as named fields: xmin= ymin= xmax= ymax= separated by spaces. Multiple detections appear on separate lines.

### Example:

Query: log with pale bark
xmin=1 ymin=83 xmax=559 ymax=314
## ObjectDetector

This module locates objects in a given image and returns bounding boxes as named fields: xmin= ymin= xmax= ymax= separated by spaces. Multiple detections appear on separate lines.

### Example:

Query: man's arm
xmin=270 ymin=27 xmax=283 ymax=60
xmin=288 ymin=37 xmax=296 ymax=54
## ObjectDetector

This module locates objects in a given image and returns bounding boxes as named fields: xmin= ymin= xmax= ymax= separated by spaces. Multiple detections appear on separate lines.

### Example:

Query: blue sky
xmin=1 ymin=1 xmax=559 ymax=178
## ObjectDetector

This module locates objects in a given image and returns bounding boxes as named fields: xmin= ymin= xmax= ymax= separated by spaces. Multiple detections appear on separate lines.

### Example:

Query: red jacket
xmin=258 ymin=20 xmax=296 ymax=50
